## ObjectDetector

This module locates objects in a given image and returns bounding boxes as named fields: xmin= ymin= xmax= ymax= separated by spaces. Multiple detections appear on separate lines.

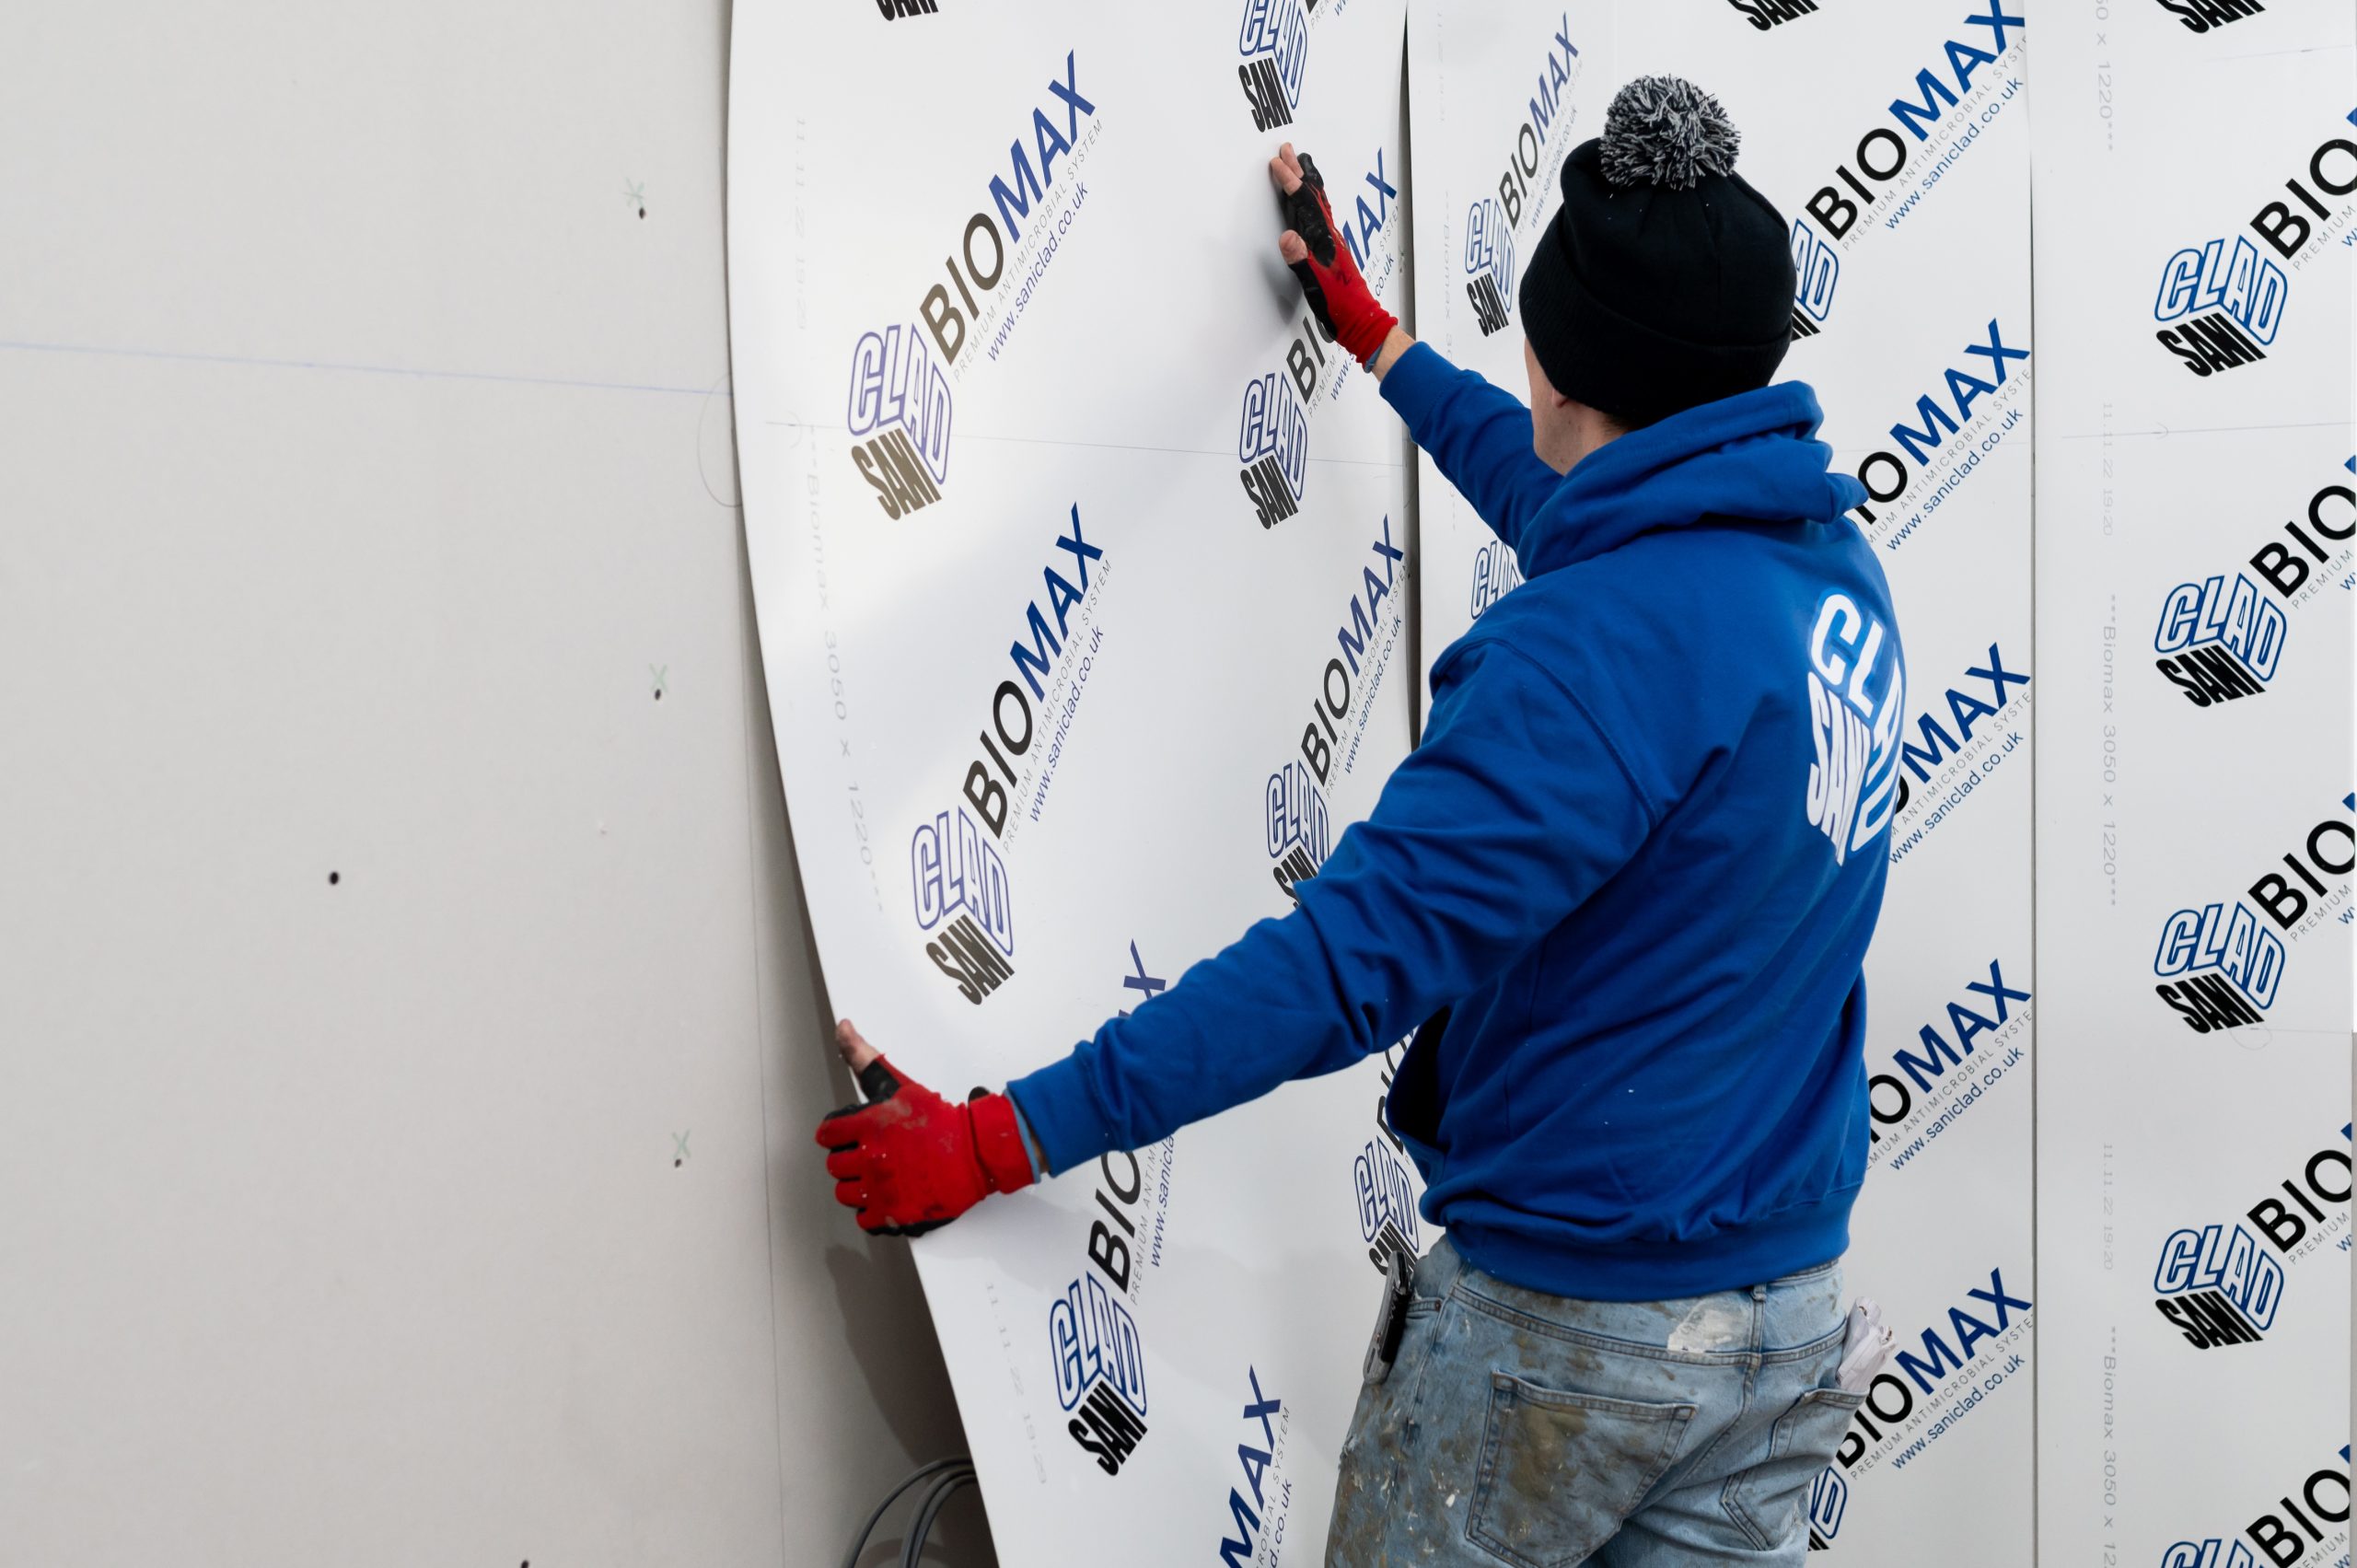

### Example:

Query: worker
xmin=817 ymin=75 xmax=1907 ymax=1566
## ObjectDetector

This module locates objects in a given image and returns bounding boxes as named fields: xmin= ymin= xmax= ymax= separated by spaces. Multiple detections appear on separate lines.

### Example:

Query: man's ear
xmin=1523 ymin=338 xmax=1573 ymax=412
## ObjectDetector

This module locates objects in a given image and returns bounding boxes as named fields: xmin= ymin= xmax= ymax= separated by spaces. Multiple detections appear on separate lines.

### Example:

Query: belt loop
xmin=1752 ymin=1283 xmax=1768 ymax=1303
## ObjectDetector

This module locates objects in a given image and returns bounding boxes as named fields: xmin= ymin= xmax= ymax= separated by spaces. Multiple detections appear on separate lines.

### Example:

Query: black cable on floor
xmin=901 ymin=1465 xmax=978 ymax=1568
xmin=840 ymin=1457 xmax=980 ymax=1568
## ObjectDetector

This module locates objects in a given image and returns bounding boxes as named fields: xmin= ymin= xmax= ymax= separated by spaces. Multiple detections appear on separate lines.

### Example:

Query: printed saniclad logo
xmin=1238 ymin=147 xmax=1398 ymax=527
xmin=2152 ymin=0 xmax=2265 ymax=32
xmin=1075 ymin=1150 xmax=1161 ymax=1314
xmin=1851 ymin=318 xmax=2029 ymax=551
xmin=2154 ymin=236 xmax=2285 ymax=377
xmin=2153 ymin=1221 xmax=2282 ymax=1349
xmin=1887 ymin=642 xmax=2029 ymax=865
xmin=1340 ymin=149 xmax=1401 ymax=276
xmin=1120 ymin=940 xmax=1167 ymax=1016
xmin=2247 ymin=461 xmax=2355 ymax=611
xmin=2247 ymin=795 xmax=2354 ymax=947
xmin=1492 ymin=15 xmax=1584 ymax=234
xmin=1807 ymin=1467 xmax=1849 ymax=1551
xmin=1803 ymin=7 xmax=2026 ymax=247
xmin=1358 ymin=1034 xmax=1423 ymax=1273
xmin=1354 ymin=1134 xmax=1419 ymax=1272
xmin=1265 ymin=760 xmax=1329 ymax=901
xmin=1244 ymin=315 xmax=1332 ymax=527
xmin=1469 ymin=540 xmax=1524 ymax=620
xmin=1831 ymin=1266 xmax=2030 ymax=1476
xmin=1868 ymin=958 xmax=2029 ymax=1168
xmin=847 ymin=321 xmax=953 ymax=517
xmin=2152 ymin=803 xmax=2349 ymax=1033
xmin=2163 ymin=1447 xmax=2351 ymax=1568
xmin=2153 ymin=897 xmax=2283 ymax=1033
xmin=957 ymin=505 xmax=1108 ymax=846
xmin=2154 ymin=463 xmax=2351 ymax=704
xmin=1463 ymin=197 xmax=1515 ymax=336
xmin=1790 ymin=218 xmax=1840 ymax=340
xmin=911 ymin=805 xmax=1014 ymax=1005
xmin=1050 ymin=1270 xmax=1150 ymax=1476
xmin=1238 ymin=369 xmax=1309 ymax=529
xmin=2246 ymin=1123 xmax=2352 ymax=1269
xmin=1802 ymin=590 xmax=1906 ymax=865
xmin=1810 ymin=1268 xmax=2032 ymax=1548
xmin=1730 ymin=0 xmax=1820 ymax=28
xmin=1298 ymin=517 xmax=1408 ymax=789
xmin=1052 ymin=965 xmax=1175 ymax=1485
xmin=1214 ymin=1370 xmax=1292 ymax=1566
xmin=2248 ymin=111 xmax=2357 ymax=273
xmin=2154 ymin=573 xmax=2286 ymax=707
xmin=911 ymin=50 xmax=1099 ymax=376
xmin=1237 ymin=0 xmax=1310 ymax=133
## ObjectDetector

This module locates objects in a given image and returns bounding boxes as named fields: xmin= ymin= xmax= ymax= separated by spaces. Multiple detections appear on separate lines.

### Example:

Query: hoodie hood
xmin=1518 ymin=380 xmax=1864 ymax=578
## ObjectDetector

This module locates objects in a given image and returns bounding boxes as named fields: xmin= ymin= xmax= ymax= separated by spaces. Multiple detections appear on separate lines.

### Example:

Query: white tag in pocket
xmin=1837 ymin=1297 xmax=1897 ymax=1393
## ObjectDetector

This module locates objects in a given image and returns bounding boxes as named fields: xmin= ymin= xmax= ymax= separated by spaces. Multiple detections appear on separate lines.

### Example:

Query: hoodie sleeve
xmin=1004 ymin=639 xmax=1658 ymax=1176
xmin=1379 ymin=342 xmax=1563 ymax=557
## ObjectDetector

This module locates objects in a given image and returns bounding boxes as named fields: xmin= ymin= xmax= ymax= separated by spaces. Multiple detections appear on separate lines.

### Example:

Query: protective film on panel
xmin=727 ymin=3 xmax=1418 ymax=1563
xmin=2032 ymin=8 xmax=2354 ymax=1568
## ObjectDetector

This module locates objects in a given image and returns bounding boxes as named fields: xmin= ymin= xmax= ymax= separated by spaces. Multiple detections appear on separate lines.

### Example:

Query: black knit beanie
xmin=1517 ymin=76 xmax=1795 ymax=428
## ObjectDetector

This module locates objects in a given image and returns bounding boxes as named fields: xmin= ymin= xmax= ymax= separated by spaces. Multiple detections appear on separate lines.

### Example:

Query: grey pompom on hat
xmin=1515 ymin=74 xmax=1796 ymax=426
xmin=1598 ymin=75 xmax=1743 ymax=191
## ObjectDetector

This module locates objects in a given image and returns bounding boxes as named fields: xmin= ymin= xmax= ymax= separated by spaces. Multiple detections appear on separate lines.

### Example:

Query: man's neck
xmin=1551 ymin=410 xmax=1627 ymax=476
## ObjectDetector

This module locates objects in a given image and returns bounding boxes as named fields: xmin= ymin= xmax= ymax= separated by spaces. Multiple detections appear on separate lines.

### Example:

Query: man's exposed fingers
xmin=1271 ymin=142 xmax=1303 ymax=194
xmin=1279 ymin=230 xmax=1308 ymax=264
xmin=836 ymin=1017 xmax=880 ymax=1073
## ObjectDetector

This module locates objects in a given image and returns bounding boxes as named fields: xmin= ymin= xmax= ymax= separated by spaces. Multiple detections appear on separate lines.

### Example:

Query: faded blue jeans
xmin=1325 ymin=1237 xmax=1861 ymax=1566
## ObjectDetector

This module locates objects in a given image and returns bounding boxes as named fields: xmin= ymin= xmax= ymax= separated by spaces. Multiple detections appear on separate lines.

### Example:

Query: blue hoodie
xmin=1009 ymin=343 xmax=1907 ymax=1301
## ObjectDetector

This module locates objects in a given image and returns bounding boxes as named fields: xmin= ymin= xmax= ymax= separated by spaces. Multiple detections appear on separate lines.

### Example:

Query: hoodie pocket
xmin=1468 ymin=1372 xmax=1695 ymax=1568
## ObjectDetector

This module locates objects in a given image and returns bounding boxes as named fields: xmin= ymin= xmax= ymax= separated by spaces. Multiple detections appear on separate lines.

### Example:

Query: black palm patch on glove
xmin=1280 ymin=153 xmax=1341 ymax=344
xmin=817 ymin=1056 xmax=951 ymax=1237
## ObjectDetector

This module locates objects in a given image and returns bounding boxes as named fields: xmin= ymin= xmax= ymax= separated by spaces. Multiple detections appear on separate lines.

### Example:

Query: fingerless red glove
xmin=816 ymin=1056 xmax=1036 ymax=1236
xmin=1280 ymin=152 xmax=1399 ymax=368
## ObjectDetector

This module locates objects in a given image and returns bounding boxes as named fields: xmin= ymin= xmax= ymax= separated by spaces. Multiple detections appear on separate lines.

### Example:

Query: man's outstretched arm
xmin=1378 ymin=343 xmax=1564 ymax=553
xmin=1004 ymin=641 xmax=1655 ymax=1176
xmin=815 ymin=642 xmax=1655 ymax=1233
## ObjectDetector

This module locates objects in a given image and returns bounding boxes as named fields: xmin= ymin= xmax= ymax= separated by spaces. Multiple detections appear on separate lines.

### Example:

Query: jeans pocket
xmin=1468 ymin=1372 xmax=1695 ymax=1568
xmin=1725 ymin=1388 xmax=1868 ymax=1551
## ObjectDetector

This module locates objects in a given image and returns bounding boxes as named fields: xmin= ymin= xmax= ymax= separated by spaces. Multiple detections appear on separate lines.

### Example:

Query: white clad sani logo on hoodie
xmin=1804 ymin=591 xmax=1906 ymax=865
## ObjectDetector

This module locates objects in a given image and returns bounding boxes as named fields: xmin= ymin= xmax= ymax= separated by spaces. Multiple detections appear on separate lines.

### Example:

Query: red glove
xmin=816 ymin=1051 xmax=1036 ymax=1236
xmin=1275 ymin=144 xmax=1399 ymax=368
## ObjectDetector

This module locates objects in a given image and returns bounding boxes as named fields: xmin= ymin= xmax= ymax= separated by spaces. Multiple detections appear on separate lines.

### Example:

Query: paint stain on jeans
xmin=1666 ymin=1297 xmax=1749 ymax=1353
